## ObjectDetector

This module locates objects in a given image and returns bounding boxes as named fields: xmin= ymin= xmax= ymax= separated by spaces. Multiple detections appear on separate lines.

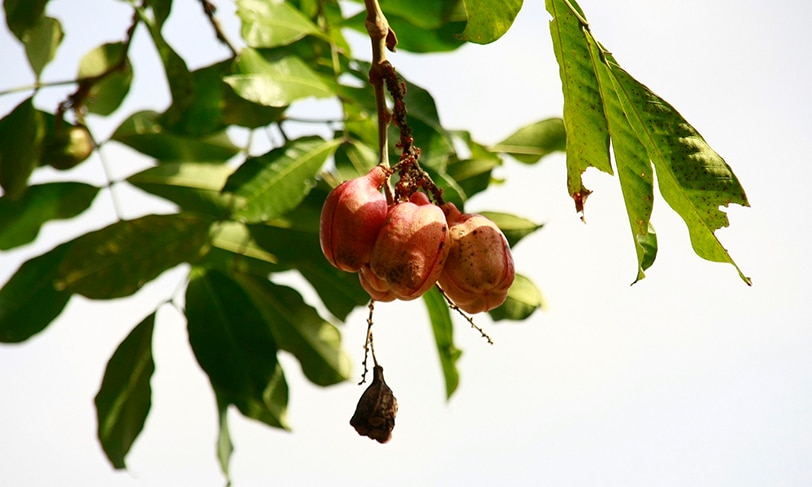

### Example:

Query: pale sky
xmin=1 ymin=0 xmax=810 ymax=486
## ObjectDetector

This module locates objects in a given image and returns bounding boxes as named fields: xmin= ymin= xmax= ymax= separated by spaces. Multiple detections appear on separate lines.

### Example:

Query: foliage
xmin=0 ymin=0 xmax=748 ymax=481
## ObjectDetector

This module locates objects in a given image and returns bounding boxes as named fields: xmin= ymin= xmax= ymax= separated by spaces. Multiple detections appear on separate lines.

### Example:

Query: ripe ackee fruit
xmin=439 ymin=203 xmax=515 ymax=314
xmin=368 ymin=192 xmax=450 ymax=301
xmin=320 ymin=166 xmax=388 ymax=272
xmin=358 ymin=264 xmax=396 ymax=302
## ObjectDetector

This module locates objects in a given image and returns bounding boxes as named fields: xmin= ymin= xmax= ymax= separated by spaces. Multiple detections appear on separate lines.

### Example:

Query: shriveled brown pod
xmin=350 ymin=365 xmax=398 ymax=443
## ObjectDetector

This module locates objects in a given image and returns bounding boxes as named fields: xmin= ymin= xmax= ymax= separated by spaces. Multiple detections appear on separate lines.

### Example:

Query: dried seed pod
xmin=368 ymin=192 xmax=450 ymax=300
xmin=350 ymin=365 xmax=398 ymax=443
xmin=319 ymin=166 xmax=388 ymax=272
xmin=439 ymin=202 xmax=515 ymax=313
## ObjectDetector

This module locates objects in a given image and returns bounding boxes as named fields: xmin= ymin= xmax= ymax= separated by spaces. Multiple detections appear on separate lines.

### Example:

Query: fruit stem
xmin=435 ymin=284 xmax=494 ymax=345
xmin=359 ymin=300 xmax=380 ymax=385
xmin=363 ymin=0 xmax=397 ymax=171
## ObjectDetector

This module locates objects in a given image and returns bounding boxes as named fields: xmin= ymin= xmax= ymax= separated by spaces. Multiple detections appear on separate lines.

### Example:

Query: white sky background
xmin=1 ymin=0 xmax=810 ymax=485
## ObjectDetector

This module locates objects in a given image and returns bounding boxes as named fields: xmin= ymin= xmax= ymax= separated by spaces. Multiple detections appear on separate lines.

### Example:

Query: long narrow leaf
xmin=56 ymin=213 xmax=212 ymax=298
xmin=235 ymin=273 xmax=352 ymax=386
xmin=127 ymin=162 xmax=236 ymax=218
xmin=607 ymin=58 xmax=750 ymax=284
xmin=423 ymin=286 xmax=461 ymax=399
xmin=95 ymin=313 xmax=155 ymax=469
xmin=546 ymin=0 xmax=612 ymax=213
xmin=185 ymin=269 xmax=289 ymax=429
xmin=225 ymin=136 xmax=340 ymax=222
xmin=585 ymin=32 xmax=657 ymax=283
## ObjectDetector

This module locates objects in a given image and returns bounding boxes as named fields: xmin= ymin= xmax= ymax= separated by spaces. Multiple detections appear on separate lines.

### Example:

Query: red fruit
xmin=320 ymin=166 xmax=388 ymax=272
xmin=359 ymin=264 xmax=396 ymax=302
xmin=438 ymin=203 xmax=515 ymax=313
xmin=368 ymin=192 xmax=450 ymax=301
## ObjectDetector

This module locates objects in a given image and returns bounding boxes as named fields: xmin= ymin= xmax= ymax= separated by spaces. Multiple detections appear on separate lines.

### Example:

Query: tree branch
xmin=199 ymin=0 xmax=239 ymax=57
xmin=363 ymin=0 xmax=397 ymax=171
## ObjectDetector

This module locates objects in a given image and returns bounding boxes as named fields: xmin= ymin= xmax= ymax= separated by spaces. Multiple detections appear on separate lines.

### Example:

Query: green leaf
xmin=215 ymin=396 xmax=233 ymax=482
xmin=160 ymin=60 xmax=227 ymax=135
xmin=333 ymin=139 xmax=378 ymax=182
xmin=585 ymin=32 xmax=657 ymax=283
xmin=0 ymin=97 xmax=44 ymax=200
xmin=222 ymin=81 xmax=287 ymax=129
xmin=248 ymin=211 xmax=371 ymax=321
xmin=488 ymin=273 xmax=544 ymax=321
xmin=445 ymin=157 xmax=499 ymax=199
xmin=4 ymin=0 xmax=48 ymax=40
xmin=477 ymin=211 xmax=543 ymax=248
xmin=377 ymin=0 xmax=465 ymax=29
xmin=0 ymin=243 xmax=71 ymax=343
xmin=237 ymin=0 xmax=324 ymax=48
xmin=77 ymin=42 xmax=133 ymax=115
xmin=224 ymin=48 xmax=333 ymax=107
xmin=207 ymin=221 xmax=284 ymax=274
xmin=55 ymin=213 xmax=212 ymax=299
xmin=384 ymin=14 xmax=466 ymax=52
xmin=344 ymin=11 xmax=466 ymax=53
xmin=399 ymin=77 xmax=454 ymax=159
xmin=95 ymin=313 xmax=155 ymax=470
xmin=127 ymin=162 xmax=236 ymax=218
xmin=157 ymin=60 xmax=286 ymax=135
xmin=423 ymin=286 xmax=462 ymax=399
xmin=140 ymin=4 xmax=194 ymax=117
xmin=446 ymin=131 xmax=502 ymax=198
xmin=608 ymin=58 xmax=750 ymax=284
xmin=0 ymin=182 xmax=99 ymax=250
xmin=225 ymin=136 xmax=340 ymax=222
xmin=111 ymin=110 xmax=239 ymax=162
xmin=236 ymin=273 xmax=352 ymax=386
xmin=490 ymin=118 xmax=566 ymax=164
xmin=547 ymin=0 xmax=612 ymax=209
xmin=461 ymin=0 xmax=522 ymax=44
xmin=185 ymin=269 xmax=289 ymax=429
xmin=23 ymin=16 xmax=63 ymax=78
xmin=238 ymin=360 xmax=289 ymax=430
xmin=149 ymin=0 xmax=173 ymax=27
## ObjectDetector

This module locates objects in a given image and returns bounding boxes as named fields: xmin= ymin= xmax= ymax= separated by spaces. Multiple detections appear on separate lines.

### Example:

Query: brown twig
xmin=358 ymin=300 xmax=379 ymax=385
xmin=199 ymin=0 xmax=239 ymax=57
xmin=57 ymin=5 xmax=140 ymax=123
xmin=435 ymin=284 xmax=494 ymax=345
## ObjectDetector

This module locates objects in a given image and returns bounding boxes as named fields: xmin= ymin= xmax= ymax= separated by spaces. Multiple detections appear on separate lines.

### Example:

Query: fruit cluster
xmin=319 ymin=166 xmax=515 ymax=313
